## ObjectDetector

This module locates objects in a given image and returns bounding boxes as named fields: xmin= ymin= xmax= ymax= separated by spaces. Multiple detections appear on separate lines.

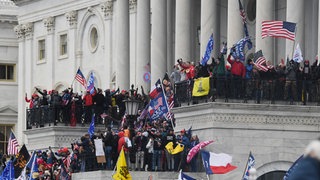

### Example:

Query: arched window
xmin=257 ymin=170 xmax=286 ymax=180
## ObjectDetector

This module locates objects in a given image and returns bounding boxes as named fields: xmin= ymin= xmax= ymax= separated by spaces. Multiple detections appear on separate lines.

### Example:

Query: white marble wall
xmin=173 ymin=102 xmax=320 ymax=179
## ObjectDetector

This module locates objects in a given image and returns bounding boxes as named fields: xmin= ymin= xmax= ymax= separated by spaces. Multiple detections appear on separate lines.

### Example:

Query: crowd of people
xmin=173 ymin=51 xmax=320 ymax=105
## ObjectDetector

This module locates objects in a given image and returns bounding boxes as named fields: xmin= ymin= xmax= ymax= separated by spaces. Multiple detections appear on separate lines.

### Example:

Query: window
xmin=60 ymin=34 xmax=68 ymax=56
xmin=0 ymin=126 xmax=14 ymax=155
xmin=38 ymin=39 xmax=45 ymax=60
xmin=257 ymin=171 xmax=286 ymax=180
xmin=90 ymin=26 xmax=98 ymax=52
xmin=0 ymin=64 xmax=15 ymax=81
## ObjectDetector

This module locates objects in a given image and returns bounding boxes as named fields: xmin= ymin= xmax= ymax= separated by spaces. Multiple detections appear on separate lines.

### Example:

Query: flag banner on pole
xmin=165 ymin=142 xmax=184 ymax=155
xmin=112 ymin=148 xmax=132 ymax=180
xmin=201 ymin=34 xmax=214 ymax=66
xmin=192 ymin=77 xmax=210 ymax=97
xmin=293 ymin=43 xmax=303 ymax=63
xmin=75 ymin=68 xmax=87 ymax=88
xmin=201 ymin=150 xmax=237 ymax=174
xmin=231 ymin=37 xmax=250 ymax=62
xmin=7 ymin=132 xmax=19 ymax=155
xmin=88 ymin=114 xmax=95 ymax=138
xmin=283 ymin=155 xmax=303 ymax=180
xmin=178 ymin=169 xmax=196 ymax=180
xmin=148 ymin=79 xmax=170 ymax=120
xmin=238 ymin=0 xmax=252 ymax=50
xmin=242 ymin=152 xmax=255 ymax=180
xmin=253 ymin=50 xmax=268 ymax=72
xmin=29 ymin=152 xmax=39 ymax=180
xmin=14 ymin=144 xmax=30 ymax=178
xmin=87 ymin=72 xmax=95 ymax=94
xmin=262 ymin=21 xmax=296 ymax=41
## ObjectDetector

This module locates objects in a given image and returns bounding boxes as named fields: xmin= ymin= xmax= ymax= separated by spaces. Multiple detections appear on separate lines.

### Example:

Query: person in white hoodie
xmin=145 ymin=135 xmax=154 ymax=171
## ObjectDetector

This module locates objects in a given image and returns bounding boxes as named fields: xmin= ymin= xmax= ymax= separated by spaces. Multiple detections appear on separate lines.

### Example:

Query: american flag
xmin=165 ymin=99 xmax=174 ymax=120
xmin=75 ymin=68 xmax=87 ymax=88
xmin=262 ymin=21 xmax=296 ymax=41
xmin=238 ymin=0 xmax=247 ymax=24
xmin=253 ymin=50 xmax=268 ymax=72
xmin=7 ymin=132 xmax=19 ymax=155
xmin=238 ymin=0 xmax=252 ymax=49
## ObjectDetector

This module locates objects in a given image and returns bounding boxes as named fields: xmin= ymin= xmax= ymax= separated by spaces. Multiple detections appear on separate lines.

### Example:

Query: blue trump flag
xmin=29 ymin=152 xmax=39 ymax=180
xmin=231 ymin=37 xmax=250 ymax=62
xmin=0 ymin=160 xmax=15 ymax=180
xmin=148 ymin=79 xmax=169 ymax=120
xmin=238 ymin=0 xmax=252 ymax=50
xmin=87 ymin=72 xmax=95 ymax=94
xmin=242 ymin=152 xmax=255 ymax=180
xmin=201 ymin=34 xmax=214 ymax=66
xmin=88 ymin=114 xmax=95 ymax=138
xmin=178 ymin=170 xmax=196 ymax=180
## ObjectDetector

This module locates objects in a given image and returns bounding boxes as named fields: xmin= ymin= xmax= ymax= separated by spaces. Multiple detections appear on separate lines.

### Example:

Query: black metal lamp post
xmin=123 ymin=85 xmax=142 ymax=128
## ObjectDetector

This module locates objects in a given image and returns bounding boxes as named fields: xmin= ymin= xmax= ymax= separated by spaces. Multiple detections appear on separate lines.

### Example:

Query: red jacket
xmin=179 ymin=63 xmax=195 ymax=79
xmin=227 ymin=55 xmax=246 ymax=78
xmin=83 ymin=94 xmax=93 ymax=106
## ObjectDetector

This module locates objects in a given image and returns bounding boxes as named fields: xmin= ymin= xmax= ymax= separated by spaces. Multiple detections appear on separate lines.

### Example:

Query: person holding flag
xmin=227 ymin=50 xmax=246 ymax=99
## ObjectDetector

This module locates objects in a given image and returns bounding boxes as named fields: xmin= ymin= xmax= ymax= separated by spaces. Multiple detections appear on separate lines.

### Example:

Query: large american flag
xmin=75 ymin=68 xmax=87 ymax=88
xmin=253 ymin=50 xmax=268 ymax=72
xmin=262 ymin=21 xmax=296 ymax=41
xmin=7 ymin=132 xmax=19 ymax=155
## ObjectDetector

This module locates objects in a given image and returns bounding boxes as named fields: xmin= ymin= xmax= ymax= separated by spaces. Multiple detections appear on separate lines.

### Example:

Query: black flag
xmin=14 ymin=144 xmax=30 ymax=178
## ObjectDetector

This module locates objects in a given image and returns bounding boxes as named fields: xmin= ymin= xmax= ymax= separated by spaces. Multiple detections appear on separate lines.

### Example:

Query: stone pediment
xmin=0 ymin=105 xmax=18 ymax=114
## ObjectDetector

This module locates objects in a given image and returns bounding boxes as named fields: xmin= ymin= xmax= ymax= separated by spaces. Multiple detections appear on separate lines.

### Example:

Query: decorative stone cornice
xmin=129 ymin=0 xmax=137 ymax=13
xmin=22 ymin=22 xmax=33 ymax=39
xmin=43 ymin=16 xmax=55 ymax=34
xmin=14 ymin=24 xmax=25 ymax=40
xmin=65 ymin=10 xmax=77 ymax=29
xmin=100 ymin=0 xmax=113 ymax=19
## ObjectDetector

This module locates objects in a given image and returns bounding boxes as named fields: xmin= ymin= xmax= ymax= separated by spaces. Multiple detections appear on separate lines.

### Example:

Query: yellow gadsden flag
xmin=112 ymin=148 xmax=132 ymax=180
xmin=192 ymin=77 xmax=210 ymax=97
xmin=165 ymin=142 xmax=184 ymax=155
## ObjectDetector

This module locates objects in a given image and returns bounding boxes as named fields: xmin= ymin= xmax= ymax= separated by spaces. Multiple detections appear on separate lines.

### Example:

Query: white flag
xmin=293 ymin=43 xmax=303 ymax=63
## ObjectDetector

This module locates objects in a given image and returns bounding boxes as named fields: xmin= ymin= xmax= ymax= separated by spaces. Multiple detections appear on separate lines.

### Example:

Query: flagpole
xmin=241 ymin=151 xmax=251 ymax=179
xmin=71 ymin=66 xmax=81 ymax=88
xmin=159 ymin=78 xmax=174 ymax=132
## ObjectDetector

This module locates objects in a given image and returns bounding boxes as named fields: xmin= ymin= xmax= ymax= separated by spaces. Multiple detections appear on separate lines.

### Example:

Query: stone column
xmin=23 ymin=22 xmax=34 ymax=95
xmin=115 ymin=0 xmax=130 ymax=90
xmin=286 ymin=0 xmax=304 ymax=59
xmin=227 ymin=0 xmax=243 ymax=55
xmin=101 ymin=0 xmax=113 ymax=88
xmin=136 ymin=0 xmax=150 ymax=90
xmin=129 ymin=0 xmax=137 ymax=86
xmin=14 ymin=24 xmax=26 ymax=144
xmin=318 ymin=0 xmax=320 ymax=62
xmin=175 ymin=0 xmax=192 ymax=61
xmin=43 ymin=16 xmax=55 ymax=88
xmin=201 ymin=0 xmax=218 ymax=60
xmin=65 ymin=11 xmax=78 ymax=90
xmin=151 ymin=0 xmax=167 ymax=84
xmin=256 ymin=0 xmax=274 ymax=63
xmin=167 ymin=0 xmax=174 ymax=72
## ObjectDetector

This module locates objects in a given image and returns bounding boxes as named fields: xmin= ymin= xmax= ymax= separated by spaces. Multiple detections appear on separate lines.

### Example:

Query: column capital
xmin=100 ymin=0 xmax=113 ymax=19
xmin=43 ymin=16 xmax=55 ymax=34
xmin=14 ymin=24 xmax=25 ymax=41
xmin=65 ymin=10 xmax=78 ymax=29
xmin=22 ymin=22 xmax=34 ymax=40
xmin=129 ymin=0 xmax=137 ymax=13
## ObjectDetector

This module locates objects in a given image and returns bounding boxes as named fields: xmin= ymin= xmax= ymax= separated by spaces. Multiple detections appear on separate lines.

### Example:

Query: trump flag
xmin=201 ymin=150 xmax=237 ymax=174
xmin=148 ymin=79 xmax=169 ymax=120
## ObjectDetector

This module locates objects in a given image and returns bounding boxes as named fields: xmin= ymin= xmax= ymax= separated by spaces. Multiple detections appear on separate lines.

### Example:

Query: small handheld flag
xmin=88 ymin=114 xmax=95 ymax=138
xmin=242 ymin=152 xmax=255 ymax=180
xmin=75 ymin=68 xmax=87 ymax=88
xmin=87 ymin=72 xmax=95 ymax=94
xmin=201 ymin=34 xmax=214 ymax=66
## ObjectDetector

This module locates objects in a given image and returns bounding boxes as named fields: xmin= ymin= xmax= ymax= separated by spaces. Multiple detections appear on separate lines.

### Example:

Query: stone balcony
xmin=24 ymin=102 xmax=320 ymax=179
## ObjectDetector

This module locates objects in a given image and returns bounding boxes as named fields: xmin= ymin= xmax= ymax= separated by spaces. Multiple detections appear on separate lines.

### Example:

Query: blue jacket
xmin=287 ymin=156 xmax=320 ymax=180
